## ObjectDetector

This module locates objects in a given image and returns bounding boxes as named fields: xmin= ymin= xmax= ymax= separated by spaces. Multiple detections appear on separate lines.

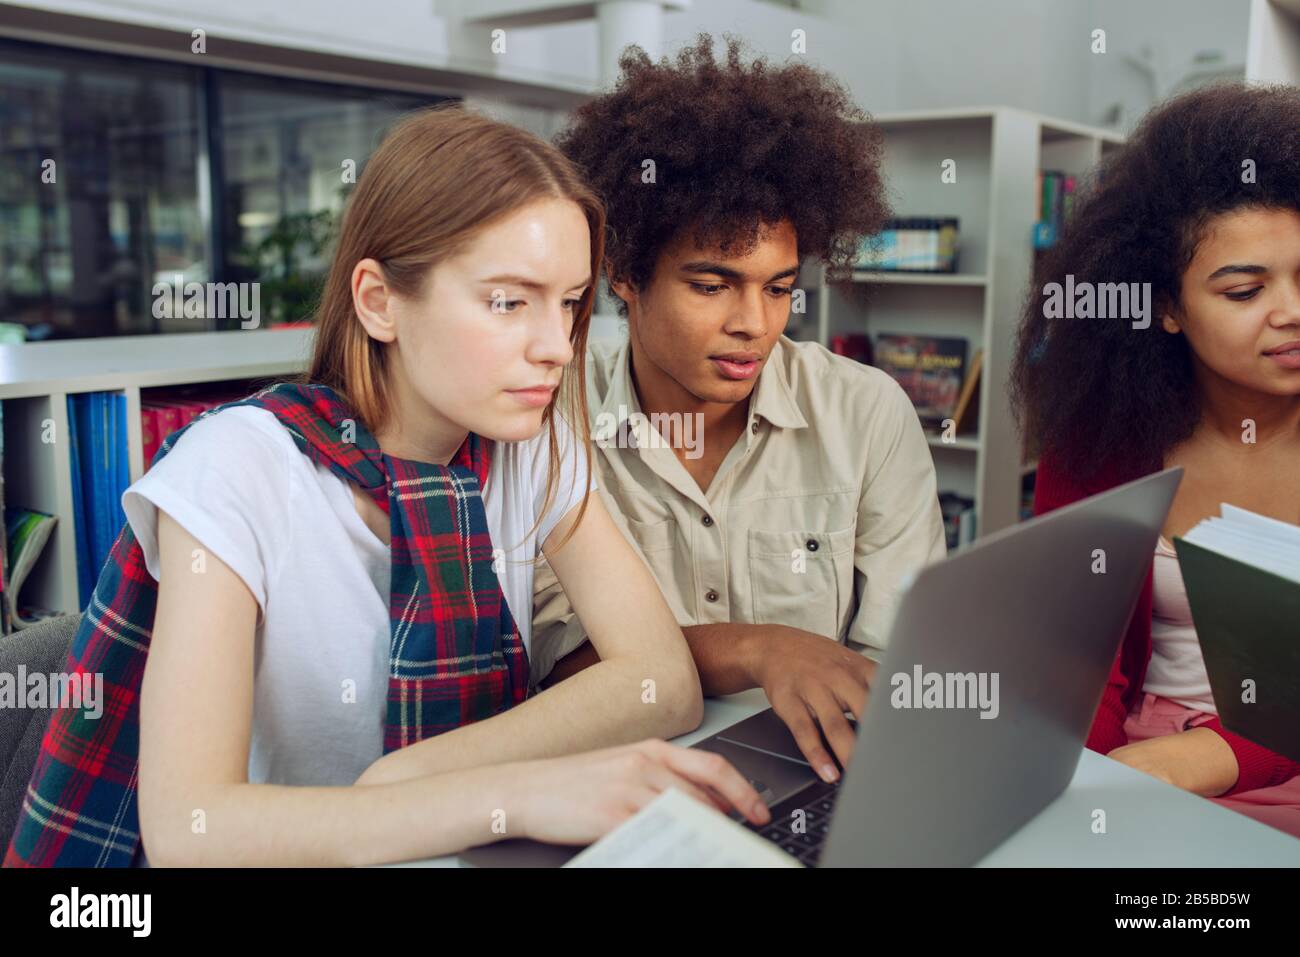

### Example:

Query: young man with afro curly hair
xmin=531 ymin=35 xmax=946 ymax=783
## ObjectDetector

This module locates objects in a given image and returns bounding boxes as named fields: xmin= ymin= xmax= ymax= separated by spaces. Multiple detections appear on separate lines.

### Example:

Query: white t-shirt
xmin=1143 ymin=536 xmax=1216 ymax=712
xmin=122 ymin=404 xmax=594 ymax=791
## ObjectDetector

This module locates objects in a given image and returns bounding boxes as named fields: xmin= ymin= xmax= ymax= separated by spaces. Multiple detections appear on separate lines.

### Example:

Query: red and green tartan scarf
xmin=4 ymin=381 xmax=529 ymax=867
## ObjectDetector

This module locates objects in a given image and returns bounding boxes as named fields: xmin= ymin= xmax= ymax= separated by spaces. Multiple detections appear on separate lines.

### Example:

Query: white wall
xmin=1246 ymin=0 xmax=1300 ymax=84
xmin=802 ymin=0 xmax=1090 ymax=121
xmin=1 ymin=0 xmax=598 ymax=93
xmin=3 ymin=0 xmax=1257 ymax=132
xmin=801 ymin=0 xmax=1252 ymax=131
xmin=1088 ymin=0 xmax=1253 ymax=130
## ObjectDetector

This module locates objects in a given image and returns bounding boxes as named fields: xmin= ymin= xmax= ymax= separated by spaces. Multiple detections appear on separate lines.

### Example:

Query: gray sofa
xmin=0 ymin=612 xmax=82 ymax=850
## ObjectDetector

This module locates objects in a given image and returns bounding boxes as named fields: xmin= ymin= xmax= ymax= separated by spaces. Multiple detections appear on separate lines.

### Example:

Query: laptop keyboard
xmin=745 ymin=777 xmax=841 ymax=866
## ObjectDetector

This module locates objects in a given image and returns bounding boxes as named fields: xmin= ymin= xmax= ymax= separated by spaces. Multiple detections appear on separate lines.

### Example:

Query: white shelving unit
xmin=1 ymin=328 xmax=315 ymax=620
xmin=1247 ymin=0 xmax=1300 ymax=84
xmin=811 ymin=106 xmax=1123 ymax=539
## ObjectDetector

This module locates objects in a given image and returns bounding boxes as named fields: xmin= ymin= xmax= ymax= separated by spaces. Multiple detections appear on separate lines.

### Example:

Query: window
xmin=0 ymin=37 xmax=451 ymax=339
xmin=217 ymin=72 xmax=442 ymax=329
xmin=0 ymin=40 xmax=203 ymax=338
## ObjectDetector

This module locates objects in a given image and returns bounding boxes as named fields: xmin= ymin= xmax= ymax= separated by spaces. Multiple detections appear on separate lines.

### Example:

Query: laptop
xmin=462 ymin=467 xmax=1182 ymax=867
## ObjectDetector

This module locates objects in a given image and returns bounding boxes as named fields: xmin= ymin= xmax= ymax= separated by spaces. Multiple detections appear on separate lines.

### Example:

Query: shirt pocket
xmin=626 ymin=515 xmax=676 ymax=553
xmin=748 ymin=525 xmax=855 ymax=639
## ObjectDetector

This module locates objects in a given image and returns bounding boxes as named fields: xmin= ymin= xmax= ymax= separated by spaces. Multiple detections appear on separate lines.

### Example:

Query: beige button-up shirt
xmin=530 ymin=334 xmax=947 ymax=681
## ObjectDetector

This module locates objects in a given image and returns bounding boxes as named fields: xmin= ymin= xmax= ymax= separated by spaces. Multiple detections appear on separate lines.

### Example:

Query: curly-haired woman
xmin=1011 ymin=83 xmax=1300 ymax=837
xmin=534 ymin=35 xmax=947 ymax=781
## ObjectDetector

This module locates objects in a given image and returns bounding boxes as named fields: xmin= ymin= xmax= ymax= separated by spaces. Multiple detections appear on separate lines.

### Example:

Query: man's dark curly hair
xmin=1010 ymin=82 xmax=1300 ymax=485
xmin=554 ymin=34 xmax=888 ymax=314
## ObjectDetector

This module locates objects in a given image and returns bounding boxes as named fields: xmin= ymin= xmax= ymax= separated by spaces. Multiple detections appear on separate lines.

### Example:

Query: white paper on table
xmin=563 ymin=787 xmax=803 ymax=868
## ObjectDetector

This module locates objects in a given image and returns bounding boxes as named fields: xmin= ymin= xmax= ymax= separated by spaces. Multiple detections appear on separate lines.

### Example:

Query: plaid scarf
xmin=4 ymin=381 xmax=528 ymax=867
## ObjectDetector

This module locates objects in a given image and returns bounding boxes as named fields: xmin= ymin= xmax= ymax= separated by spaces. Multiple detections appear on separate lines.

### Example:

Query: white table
xmin=392 ymin=688 xmax=1300 ymax=867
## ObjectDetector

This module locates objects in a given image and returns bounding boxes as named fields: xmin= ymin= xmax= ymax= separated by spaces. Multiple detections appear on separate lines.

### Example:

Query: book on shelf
xmin=1020 ymin=475 xmax=1037 ymax=523
xmin=829 ymin=333 xmax=873 ymax=365
xmin=3 ymin=507 xmax=58 ymax=633
xmin=67 ymin=392 xmax=132 ymax=608
xmin=1033 ymin=170 xmax=1076 ymax=249
xmin=938 ymin=492 xmax=976 ymax=551
xmin=67 ymin=392 xmax=91 ymax=606
xmin=855 ymin=217 xmax=960 ymax=272
xmin=141 ymin=386 xmax=255 ymax=470
xmin=62 ymin=385 xmax=260 ymax=608
xmin=872 ymin=334 xmax=968 ymax=429
xmin=948 ymin=347 xmax=982 ymax=435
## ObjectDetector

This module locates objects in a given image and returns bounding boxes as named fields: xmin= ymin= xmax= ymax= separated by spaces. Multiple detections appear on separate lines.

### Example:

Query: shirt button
xmin=702 ymin=514 xmax=714 ymax=527
xmin=806 ymin=539 xmax=819 ymax=552
xmin=751 ymin=421 xmax=759 ymax=433
xmin=705 ymin=589 xmax=719 ymax=603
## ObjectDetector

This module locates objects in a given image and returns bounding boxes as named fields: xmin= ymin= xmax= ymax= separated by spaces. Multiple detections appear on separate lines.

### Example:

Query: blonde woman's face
xmin=390 ymin=197 xmax=591 ymax=446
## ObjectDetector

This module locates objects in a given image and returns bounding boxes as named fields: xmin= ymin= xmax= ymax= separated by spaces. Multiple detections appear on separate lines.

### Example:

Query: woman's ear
xmin=352 ymin=258 xmax=397 ymax=343
xmin=1158 ymin=295 xmax=1183 ymax=335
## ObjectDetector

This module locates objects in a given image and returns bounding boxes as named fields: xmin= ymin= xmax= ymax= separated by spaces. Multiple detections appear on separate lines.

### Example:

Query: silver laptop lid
xmin=821 ymin=467 xmax=1182 ymax=867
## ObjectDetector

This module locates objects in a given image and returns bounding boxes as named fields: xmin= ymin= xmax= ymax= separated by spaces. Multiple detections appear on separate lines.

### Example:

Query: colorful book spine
xmin=91 ymin=393 xmax=107 ymax=588
xmin=67 ymin=395 xmax=91 ymax=607
xmin=113 ymin=392 xmax=129 ymax=551
xmin=155 ymin=404 xmax=182 ymax=449
xmin=1035 ymin=171 xmax=1078 ymax=250
xmin=63 ymin=385 xmax=257 ymax=608
xmin=141 ymin=403 xmax=162 ymax=469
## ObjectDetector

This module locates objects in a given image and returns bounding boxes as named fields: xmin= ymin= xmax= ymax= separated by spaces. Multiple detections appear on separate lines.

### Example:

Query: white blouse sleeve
xmin=121 ymin=407 xmax=294 ymax=625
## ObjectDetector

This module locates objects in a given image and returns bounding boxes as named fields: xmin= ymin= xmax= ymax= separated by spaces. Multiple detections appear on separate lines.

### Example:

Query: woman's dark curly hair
xmin=554 ymin=33 xmax=888 ymax=313
xmin=1010 ymin=82 xmax=1300 ymax=485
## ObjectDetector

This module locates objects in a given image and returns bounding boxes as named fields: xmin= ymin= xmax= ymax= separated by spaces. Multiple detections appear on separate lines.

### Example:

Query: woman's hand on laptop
xmin=747 ymin=626 xmax=876 ymax=783
xmin=510 ymin=739 xmax=771 ymax=845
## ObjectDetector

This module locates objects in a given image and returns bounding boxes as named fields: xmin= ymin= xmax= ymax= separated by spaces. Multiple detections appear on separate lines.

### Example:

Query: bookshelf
xmin=0 ymin=328 xmax=314 ymax=622
xmin=805 ymin=107 xmax=1123 ymax=540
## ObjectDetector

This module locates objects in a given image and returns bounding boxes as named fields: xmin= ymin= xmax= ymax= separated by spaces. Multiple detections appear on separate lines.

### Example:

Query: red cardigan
xmin=1033 ymin=450 xmax=1300 ymax=795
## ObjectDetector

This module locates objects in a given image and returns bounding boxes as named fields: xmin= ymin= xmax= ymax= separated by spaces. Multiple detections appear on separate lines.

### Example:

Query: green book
xmin=1174 ymin=505 xmax=1300 ymax=763
xmin=3 ymin=506 xmax=58 ymax=631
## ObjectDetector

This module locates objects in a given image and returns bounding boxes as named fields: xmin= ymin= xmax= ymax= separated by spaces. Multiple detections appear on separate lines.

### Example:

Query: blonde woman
xmin=6 ymin=106 xmax=768 ymax=868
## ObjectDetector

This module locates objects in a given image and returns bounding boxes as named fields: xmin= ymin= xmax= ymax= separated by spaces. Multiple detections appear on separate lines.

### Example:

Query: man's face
xmin=614 ymin=219 xmax=799 ymax=406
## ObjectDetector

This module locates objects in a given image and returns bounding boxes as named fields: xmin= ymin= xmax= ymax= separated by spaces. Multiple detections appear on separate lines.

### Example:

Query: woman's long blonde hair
xmin=300 ymin=103 xmax=601 ymax=551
